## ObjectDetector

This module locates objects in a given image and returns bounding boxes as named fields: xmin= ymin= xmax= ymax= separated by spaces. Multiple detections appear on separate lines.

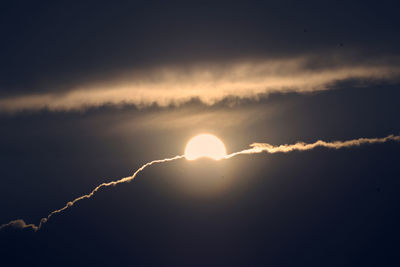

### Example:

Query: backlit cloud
xmin=226 ymin=134 xmax=400 ymax=158
xmin=1 ymin=56 xmax=399 ymax=112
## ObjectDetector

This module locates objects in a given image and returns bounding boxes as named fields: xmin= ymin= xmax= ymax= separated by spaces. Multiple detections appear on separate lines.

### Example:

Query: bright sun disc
xmin=185 ymin=134 xmax=227 ymax=160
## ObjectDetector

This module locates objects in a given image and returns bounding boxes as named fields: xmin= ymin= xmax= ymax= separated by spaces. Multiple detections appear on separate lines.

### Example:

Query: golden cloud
xmin=1 ymin=57 xmax=399 ymax=112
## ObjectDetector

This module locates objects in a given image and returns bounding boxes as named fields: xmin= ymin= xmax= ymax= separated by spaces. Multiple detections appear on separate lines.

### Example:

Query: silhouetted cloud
xmin=2 ymin=134 xmax=399 ymax=232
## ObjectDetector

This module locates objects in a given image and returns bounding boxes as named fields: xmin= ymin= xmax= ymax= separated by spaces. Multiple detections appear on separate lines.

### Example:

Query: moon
xmin=185 ymin=134 xmax=227 ymax=160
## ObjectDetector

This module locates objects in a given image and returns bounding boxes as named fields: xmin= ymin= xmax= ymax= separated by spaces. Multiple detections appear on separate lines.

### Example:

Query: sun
xmin=185 ymin=134 xmax=227 ymax=160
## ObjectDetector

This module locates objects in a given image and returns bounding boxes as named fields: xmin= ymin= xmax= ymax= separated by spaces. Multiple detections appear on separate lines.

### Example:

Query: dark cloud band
xmin=2 ymin=134 xmax=399 ymax=232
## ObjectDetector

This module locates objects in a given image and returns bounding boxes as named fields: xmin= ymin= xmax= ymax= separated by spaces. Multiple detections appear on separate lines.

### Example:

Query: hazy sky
xmin=1 ymin=1 xmax=400 ymax=266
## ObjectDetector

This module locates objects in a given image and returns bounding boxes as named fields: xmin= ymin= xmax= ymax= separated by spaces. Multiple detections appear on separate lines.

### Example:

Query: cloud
xmin=0 ymin=56 xmax=399 ymax=113
xmin=1 ymin=155 xmax=185 ymax=232
xmin=226 ymin=134 xmax=400 ymax=158
xmin=2 ymin=134 xmax=399 ymax=232
xmin=0 ymin=219 xmax=38 ymax=232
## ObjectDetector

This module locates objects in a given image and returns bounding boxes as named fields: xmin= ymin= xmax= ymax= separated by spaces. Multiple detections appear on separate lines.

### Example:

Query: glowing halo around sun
xmin=184 ymin=134 xmax=227 ymax=160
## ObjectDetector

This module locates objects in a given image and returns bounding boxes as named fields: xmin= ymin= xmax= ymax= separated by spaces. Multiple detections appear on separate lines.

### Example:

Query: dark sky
xmin=1 ymin=1 xmax=400 ymax=266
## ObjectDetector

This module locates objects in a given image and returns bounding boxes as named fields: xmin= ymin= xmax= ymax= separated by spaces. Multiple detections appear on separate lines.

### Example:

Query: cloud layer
xmin=0 ymin=56 xmax=399 ymax=112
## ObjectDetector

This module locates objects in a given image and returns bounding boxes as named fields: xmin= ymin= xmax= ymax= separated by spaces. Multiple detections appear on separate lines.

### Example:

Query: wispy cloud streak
xmin=225 ymin=134 xmax=400 ymax=159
